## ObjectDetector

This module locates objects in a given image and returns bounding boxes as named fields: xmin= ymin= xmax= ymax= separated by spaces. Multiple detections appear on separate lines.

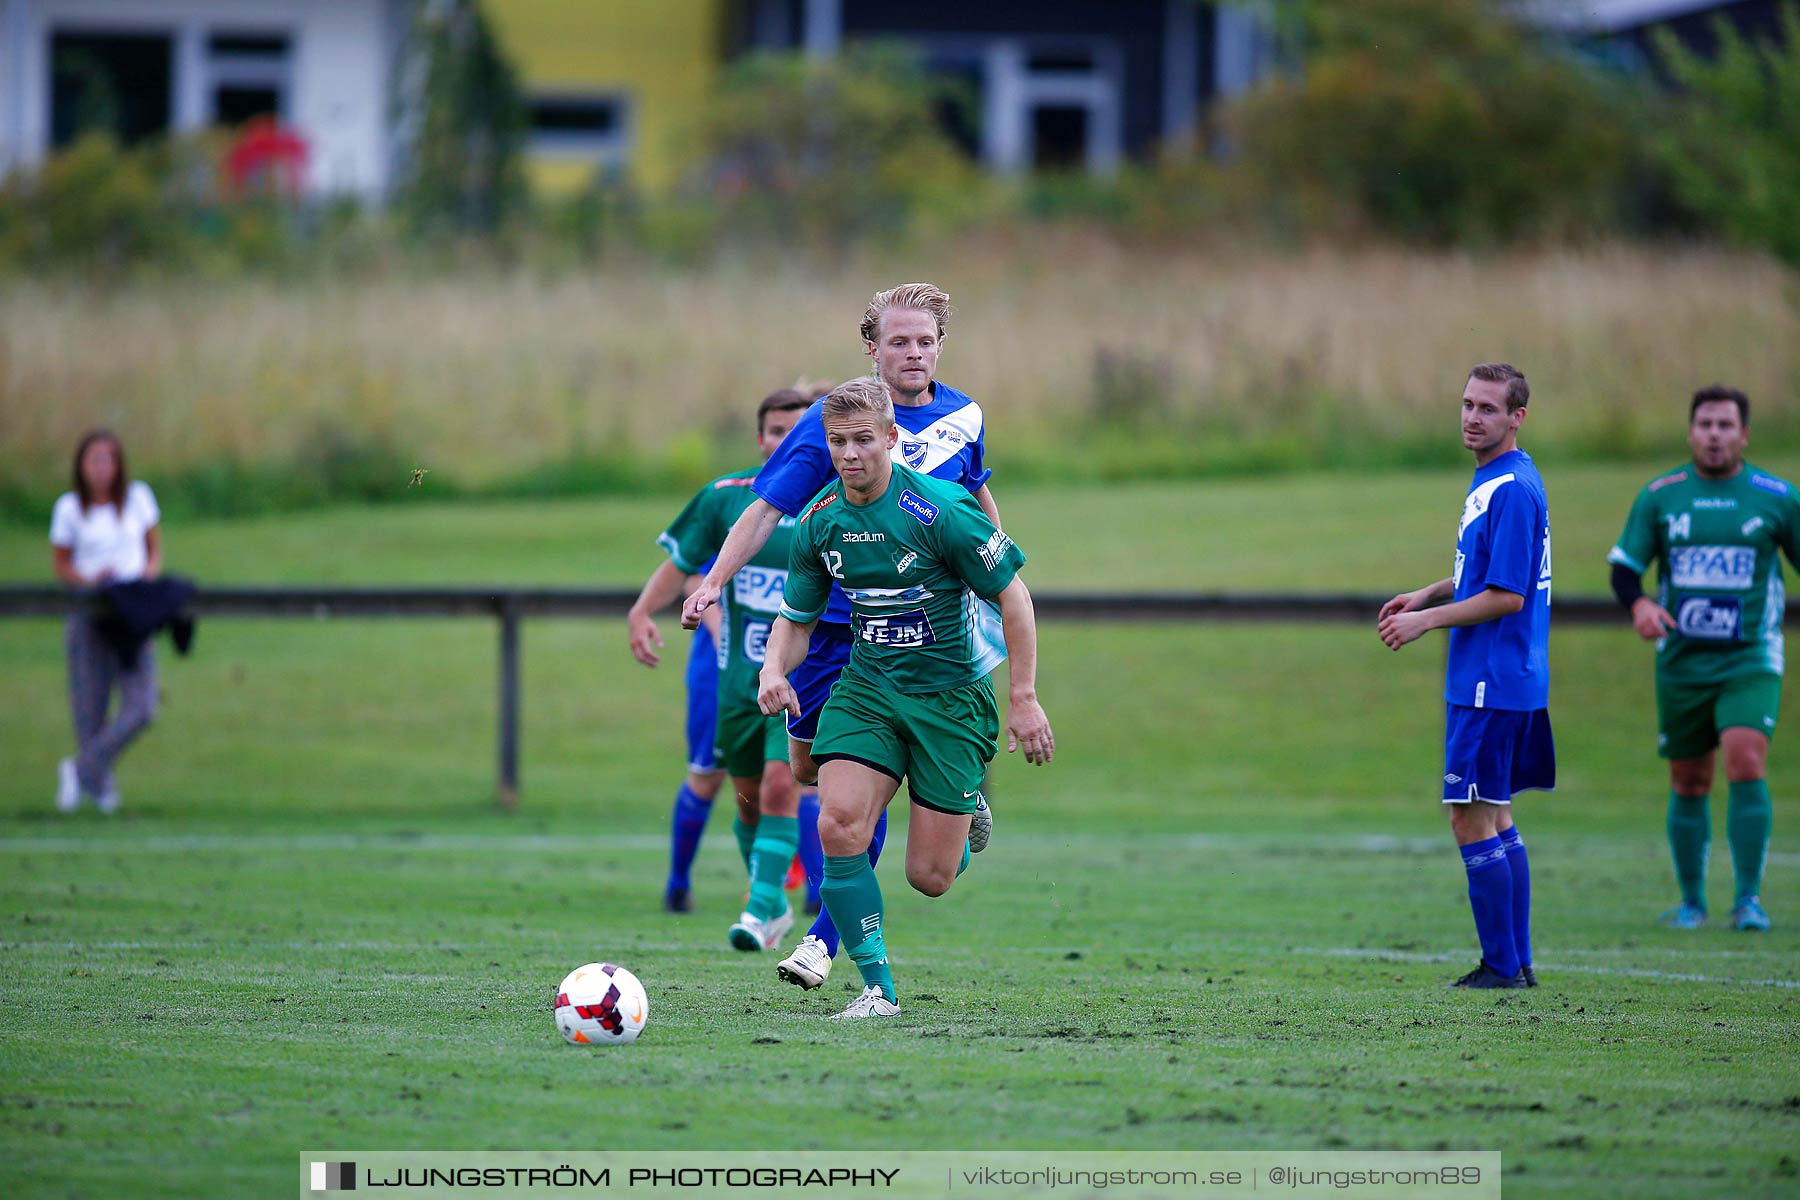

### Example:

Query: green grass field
xmin=3 ymin=464 xmax=1798 ymax=1198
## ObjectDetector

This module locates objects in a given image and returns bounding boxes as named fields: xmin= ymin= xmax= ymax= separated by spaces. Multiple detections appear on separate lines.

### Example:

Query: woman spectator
xmin=49 ymin=430 xmax=162 ymax=813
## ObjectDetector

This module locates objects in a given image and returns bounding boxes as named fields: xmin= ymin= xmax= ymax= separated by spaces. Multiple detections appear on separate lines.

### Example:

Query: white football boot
xmin=55 ymin=758 xmax=81 ymax=813
xmin=829 ymin=985 xmax=900 ymax=1019
xmin=728 ymin=906 xmax=794 ymax=952
xmin=776 ymin=934 xmax=832 ymax=989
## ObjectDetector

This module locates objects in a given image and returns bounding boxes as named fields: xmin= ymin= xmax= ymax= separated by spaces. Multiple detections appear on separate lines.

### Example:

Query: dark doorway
xmin=1031 ymin=104 xmax=1088 ymax=170
xmin=215 ymin=85 xmax=281 ymax=126
xmin=50 ymin=31 xmax=172 ymax=148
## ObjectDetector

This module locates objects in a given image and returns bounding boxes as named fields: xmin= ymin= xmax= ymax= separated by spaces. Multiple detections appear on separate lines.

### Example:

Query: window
xmin=528 ymin=94 xmax=632 ymax=167
xmin=206 ymin=30 xmax=291 ymax=127
xmin=50 ymin=32 xmax=173 ymax=148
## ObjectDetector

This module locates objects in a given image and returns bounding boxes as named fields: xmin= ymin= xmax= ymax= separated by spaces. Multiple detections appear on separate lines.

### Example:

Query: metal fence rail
xmin=0 ymin=584 xmax=1649 ymax=806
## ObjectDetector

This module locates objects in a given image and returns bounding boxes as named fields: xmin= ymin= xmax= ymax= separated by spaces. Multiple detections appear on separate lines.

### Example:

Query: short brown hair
xmin=1690 ymin=384 xmax=1749 ymax=425
xmin=821 ymin=376 xmax=894 ymax=429
xmin=860 ymin=283 xmax=952 ymax=344
xmin=1468 ymin=363 xmax=1530 ymax=412
xmin=72 ymin=428 xmax=128 ymax=512
xmin=756 ymin=387 xmax=809 ymax=434
xmin=792 ymin=377 xmax=836 ymax=402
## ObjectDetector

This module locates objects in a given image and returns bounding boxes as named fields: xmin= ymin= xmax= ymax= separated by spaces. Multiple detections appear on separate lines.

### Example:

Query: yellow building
xmin=482 ymin=0 xmax=726 ymax=195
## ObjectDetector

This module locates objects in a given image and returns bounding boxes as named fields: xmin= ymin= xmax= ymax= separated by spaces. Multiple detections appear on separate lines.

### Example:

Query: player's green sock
xmin=746 ymin=816 xmax=798 ymax=921
xmin=957 ymin=838 xmax=970 ymax=877
xmin=1727 ymin=779 xmax=1772 ymax=903
xmin=821 ymin=853 xmax=895 ymax=1003
xmin=732 ymin=817 xmax=757 ymax=875
xmin=1667 ymin=791 xmax=1710 ymax=910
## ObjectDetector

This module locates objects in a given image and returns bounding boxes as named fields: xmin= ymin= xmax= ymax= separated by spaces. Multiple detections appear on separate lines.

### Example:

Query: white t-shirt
xmin=49 ymin=481 xmax=160 ymax=583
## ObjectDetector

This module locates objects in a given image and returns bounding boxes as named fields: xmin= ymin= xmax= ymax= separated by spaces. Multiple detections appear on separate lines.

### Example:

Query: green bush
xmin=1650 ymin=4 xmax=1800 ymax=263
xmin=1227 ymin=0 xmax=1634 ymax=243
xmin=687 ymin=44 xmax=985 ymax=245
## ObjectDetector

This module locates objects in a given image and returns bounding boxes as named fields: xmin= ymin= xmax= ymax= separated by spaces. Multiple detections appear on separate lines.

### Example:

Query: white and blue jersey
xmin=1446 ymin=449 xmax=1552 ymax=712
xmin=753 ymin=381 xmax=991 ymax=626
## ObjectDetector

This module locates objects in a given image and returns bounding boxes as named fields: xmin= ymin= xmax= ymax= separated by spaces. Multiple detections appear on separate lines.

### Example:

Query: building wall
xmin=483 ymin=0 xmax=725 ymax=194
xmin=0 ymin=0 xmax=398 ymax=196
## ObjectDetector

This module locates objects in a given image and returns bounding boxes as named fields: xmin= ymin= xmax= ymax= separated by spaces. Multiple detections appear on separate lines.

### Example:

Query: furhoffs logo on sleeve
xmin=898 ymin=490 xmax=938 ymax=524
xmin=310 ymin=1161 xmax=356 ymax=1191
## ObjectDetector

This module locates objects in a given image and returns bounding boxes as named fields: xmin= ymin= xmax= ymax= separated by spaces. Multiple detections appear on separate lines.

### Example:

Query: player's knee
xmin=1723 ymin=746 xmax=1766 ymax=783
xmin=1670 ymin=759 xmax=1713 ymax=795
xmin=816 ymin=808 xmax=863 ymax=857
xmin=789 ymin=745 xmax=819 ymax=786
xmin=906 ymin=863 xmax=954 ymax=898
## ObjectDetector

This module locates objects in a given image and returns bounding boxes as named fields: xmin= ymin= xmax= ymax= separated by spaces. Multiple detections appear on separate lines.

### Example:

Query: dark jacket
xmin=95 ymin=577 xmax=197 ymax=669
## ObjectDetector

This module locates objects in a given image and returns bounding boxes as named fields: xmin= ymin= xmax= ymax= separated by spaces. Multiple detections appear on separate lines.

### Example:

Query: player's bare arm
xmin=627 ymin=558 xmax=694 ymax=668
xmin=681 ymin=497 xmax=783 ymax=629
xmin=1380 ymin=585 xmax=1525 ymax=651
xmin=973 ymin=483 xmax=1001 ymax=530
xmin=995 ymin=576 xmax=1053 ymax=765
xmin=1378 ymin=577 xmax=1454 ymax=622
xmin=757 ymin=613 xmax=818 ymax=719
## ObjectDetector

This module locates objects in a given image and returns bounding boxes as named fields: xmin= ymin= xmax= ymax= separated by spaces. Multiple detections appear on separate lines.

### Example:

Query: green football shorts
xmin=714 ymin=697 xmax=790 ymax=779
xmin=1656 ymin=671 xmax=1782 ymax=759
xmin=811 ymin=674 xmax=998 ymax=814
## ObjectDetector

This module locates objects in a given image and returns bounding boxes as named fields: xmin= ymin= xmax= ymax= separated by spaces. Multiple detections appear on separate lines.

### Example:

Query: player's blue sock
xmin=1667 ymin=791 xmax=1710 ymax=910
xmin=796 ymin=790 xmax=824 ymax=906
xmin=747 ymin=815 xmax=798 ymax=921
xmin=1460 ymin=836 xmax=1519 ymax=978
xmin=732 ymin=817 xmax=756 ymax=875
xmin=806 ymin=808 xmax=890 ymax=957
xmin=821 ymin=853 xmax=895 ymax=1004
xmin=1499 ymin=825 xmax=1531 ymax=969
xmin=666 ymin=783 xmax=712 ymax=895
xmin=1727 ymin=779 xmax=1772 ymax=904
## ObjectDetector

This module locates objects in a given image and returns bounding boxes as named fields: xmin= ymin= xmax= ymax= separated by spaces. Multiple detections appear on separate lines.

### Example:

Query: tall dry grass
xmin=3 ymin=235 xmax=1796 ymax=504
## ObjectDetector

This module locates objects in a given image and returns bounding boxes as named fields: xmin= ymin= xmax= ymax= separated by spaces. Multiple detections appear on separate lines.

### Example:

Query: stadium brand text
xmin=843 ymin=532 xmax=885 ymax=543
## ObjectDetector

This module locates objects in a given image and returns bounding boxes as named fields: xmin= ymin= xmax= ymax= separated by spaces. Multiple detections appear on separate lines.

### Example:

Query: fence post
xmin=497 ymin=597 xmax=520 ymax=809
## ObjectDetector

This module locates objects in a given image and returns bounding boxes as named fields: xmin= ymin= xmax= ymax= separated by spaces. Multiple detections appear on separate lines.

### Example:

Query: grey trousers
xmin=65 ymin=615 xmax=158 ymax=795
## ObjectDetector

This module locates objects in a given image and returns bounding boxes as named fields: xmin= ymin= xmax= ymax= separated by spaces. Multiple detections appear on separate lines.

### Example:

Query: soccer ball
xmin=553 ymin=962 xmax=649 ymax=1046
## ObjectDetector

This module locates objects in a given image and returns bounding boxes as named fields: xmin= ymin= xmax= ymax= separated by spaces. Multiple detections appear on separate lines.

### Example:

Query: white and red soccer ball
xmin=553 ymin=962 xmax=648 ymax=1046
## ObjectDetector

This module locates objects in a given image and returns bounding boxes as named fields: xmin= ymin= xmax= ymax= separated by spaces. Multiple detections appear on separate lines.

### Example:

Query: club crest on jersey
xmin=802 ymin=492 xmax=840 ymax=523
xmin=1671 ymin=545 xmax=1755 ymax=589
xmin=900 ymin=439 xmax=929 ymax=468
xmin=1743 ymin=516 xmax=1766 ymax=537
xmin=895 ymin=551 xmax=918 ymax=574
xmin=898 ymin=490 xmax=938 ymax=524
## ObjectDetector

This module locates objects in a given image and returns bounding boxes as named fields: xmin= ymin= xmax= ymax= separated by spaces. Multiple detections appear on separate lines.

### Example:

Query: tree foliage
xmin=1228 ymin=0 xmax=1632 ymax=242
xmin=1650 ymin=4 xmax=1800 ymax=263
xmin=391 ymin=0 xmax=528 ymax=238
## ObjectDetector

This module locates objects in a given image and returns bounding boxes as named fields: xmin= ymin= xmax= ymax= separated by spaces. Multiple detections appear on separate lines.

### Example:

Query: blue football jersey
xmin=1445 ymin=449 xmax=1552 ymax=711
xmin=754 ymin=381 xmax=991 ymax=625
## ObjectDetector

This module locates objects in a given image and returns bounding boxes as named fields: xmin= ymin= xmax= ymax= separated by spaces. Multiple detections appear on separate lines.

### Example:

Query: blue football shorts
xmin=785 ymin=625 xmax=853 ymax=743
xmin=1442 ymin=704 xmax=1555 ymax=805
xmin=684 ymin=625 xmax=720 ymax=774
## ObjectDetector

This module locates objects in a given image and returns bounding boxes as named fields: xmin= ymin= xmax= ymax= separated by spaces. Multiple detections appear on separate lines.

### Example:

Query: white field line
xmin=5 ymin=832 xmax=1790 ymax=862
xmin=5 ymin=938 xmax=1794 ymax=990
xmin=1300 ymin=946 xmax=1800 ymax=990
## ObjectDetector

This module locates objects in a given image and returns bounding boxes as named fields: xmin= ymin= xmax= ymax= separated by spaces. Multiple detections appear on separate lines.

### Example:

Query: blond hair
xmin=860 ymin=283 xmax=952 ymax=344
xmin=821 ymin=376 xmax=894 ymax=429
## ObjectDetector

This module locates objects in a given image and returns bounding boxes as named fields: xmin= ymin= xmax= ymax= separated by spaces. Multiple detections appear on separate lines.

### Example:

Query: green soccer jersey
xmin=659 ymin=469 xmax=795 ymax=701
xmin=1608 ymin=461 xmax=1800 ymax=683
xmin=780 ymin=462 xmax=1026 ymax=695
